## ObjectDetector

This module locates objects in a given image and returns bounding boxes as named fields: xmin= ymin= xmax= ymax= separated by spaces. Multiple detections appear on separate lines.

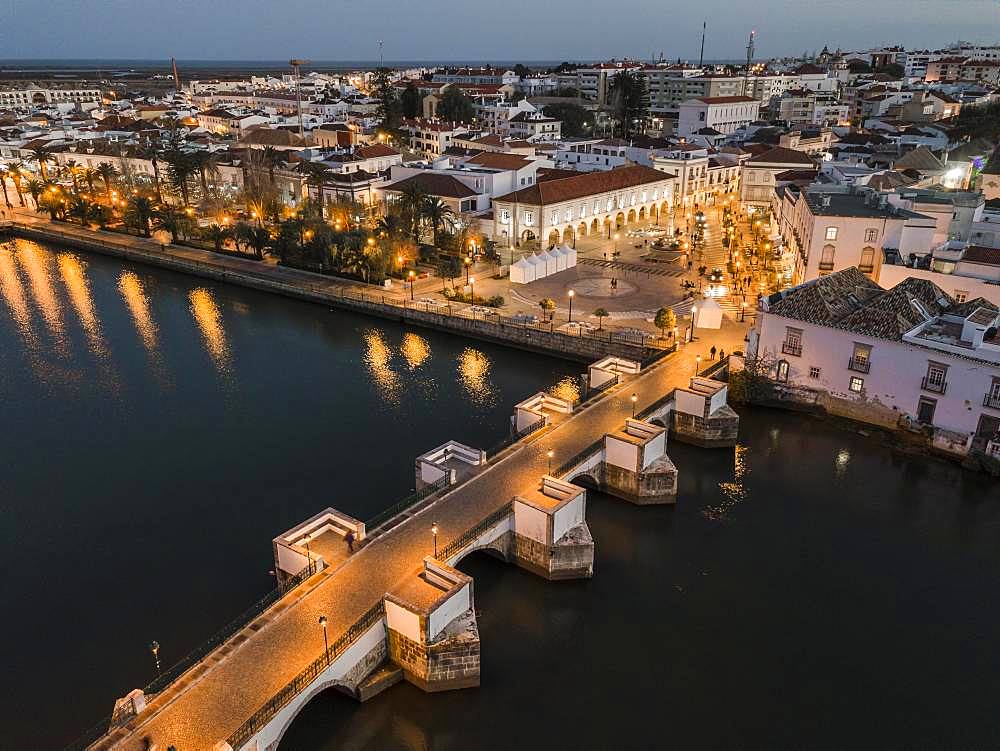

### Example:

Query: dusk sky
xmin=3 ymin=0 xmax=998 ymax=61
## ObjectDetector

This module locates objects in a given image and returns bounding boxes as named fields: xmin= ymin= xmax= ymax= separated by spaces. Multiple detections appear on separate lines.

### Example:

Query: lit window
xmin=825 ymin=227 xmax=838 ymax=241
xmin=849 ymin=377 xmax=864 ymax=393
xmin=953 ymin=290 xmax=968 ymax=303
xmin=776 ymin=360 xmax=789 ymax=382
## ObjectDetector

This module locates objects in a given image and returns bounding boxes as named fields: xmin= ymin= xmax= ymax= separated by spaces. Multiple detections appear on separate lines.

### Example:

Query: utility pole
xmin=289 ymin=59 xmax=308 ymax=140
xmin=699 ymin=21 xmax=707 ymax=68
xmin=742 ymin=30 xmax=756 ymax=97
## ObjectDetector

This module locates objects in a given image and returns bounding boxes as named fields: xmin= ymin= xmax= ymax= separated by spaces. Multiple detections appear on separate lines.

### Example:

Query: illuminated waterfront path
xmin=86 ymin=313 xmax=744 ymax=751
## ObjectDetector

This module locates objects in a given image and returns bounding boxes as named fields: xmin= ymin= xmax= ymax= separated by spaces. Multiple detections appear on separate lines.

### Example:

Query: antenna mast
xmin=699 ymin=21 xmax=707 ymax=68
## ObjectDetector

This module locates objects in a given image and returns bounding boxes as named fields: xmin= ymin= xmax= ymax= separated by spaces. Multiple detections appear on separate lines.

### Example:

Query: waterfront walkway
xmin=99 ymin=318 xmax=746 ymax=751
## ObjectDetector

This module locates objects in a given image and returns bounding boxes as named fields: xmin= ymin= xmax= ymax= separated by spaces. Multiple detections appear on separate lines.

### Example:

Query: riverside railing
xmin=550 ymin=438 xmax=605 ymax=479
xmin=485 ymin=416 xmax=548 ymax=459
xmin=438 ymin=501 xmax=515 ymax=562
xmin=64 ymin=563 xmax=316 ymax=751
xmin=225 ymin=601 xmax=387 ymax=750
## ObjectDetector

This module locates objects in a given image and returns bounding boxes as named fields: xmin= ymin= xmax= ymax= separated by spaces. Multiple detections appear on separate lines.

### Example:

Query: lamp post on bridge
xmin=631 ymin=393 xmax=637 ymax=418
xmin=303 ymin=533 xmax=313 ymax=575
xmin=547 ymin=449 xmax=554 ymax=474
xmin=149 ymin=641 xmax=161 ymax=679
xmin=431 ymin=522 xmax=439 ymax=558
xmin=567 ymin=289 xmax=574 ymax=323
xmin=319 ymin=615 xmax=329 ymax=664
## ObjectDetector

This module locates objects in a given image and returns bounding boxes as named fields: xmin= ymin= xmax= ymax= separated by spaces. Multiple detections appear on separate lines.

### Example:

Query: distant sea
xmin=0 ymin=58 xmax=743 ymax=74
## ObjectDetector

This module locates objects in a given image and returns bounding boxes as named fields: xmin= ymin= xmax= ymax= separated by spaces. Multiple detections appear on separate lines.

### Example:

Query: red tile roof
xmin=495 ymin=164 xmax=670 ymax=206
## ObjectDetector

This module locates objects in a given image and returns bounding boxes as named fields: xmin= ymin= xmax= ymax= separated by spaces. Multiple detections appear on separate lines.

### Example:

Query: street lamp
xmin=469 ymin=276 xmax=475 ymax=303
xmin=319 ymin=615 xmax=329 ymax=663
xmin=302 ymin=533 xmax=312 ymax=575
xmin=547 ymin=449 xmax=554 ymax=473
xmin=695 ymin=354 xmax=702 ymax=374
xmin=150 ymin=640 xmax=161 ymax=678
xmin=409 ymin=269 xmax=416 ymax=301
xmin=464 ymin=256 xmax=471 ymax=284
xmin=567 ymin=289 xmax=574 ymax=322
xmin=431 ymin=522 xmax=439 ymax=557
xmin=630 ymin=393 xmax=638 ymax=417
xmin=740 ymin=301 xmax=747 ymax=322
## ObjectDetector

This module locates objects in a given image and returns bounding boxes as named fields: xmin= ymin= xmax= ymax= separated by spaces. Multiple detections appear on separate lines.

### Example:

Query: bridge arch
xmin=268 ymin=678 xmax=356 ymax=749
xmin=568 ymin=472 xmax=600 ymax=490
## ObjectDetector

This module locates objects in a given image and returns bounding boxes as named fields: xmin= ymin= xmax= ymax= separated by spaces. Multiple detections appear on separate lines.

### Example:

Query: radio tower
xmin=742 ymin=30 xmax=756 ymax=96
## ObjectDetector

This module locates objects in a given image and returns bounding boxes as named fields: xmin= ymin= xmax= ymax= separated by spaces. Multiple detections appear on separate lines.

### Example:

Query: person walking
xmin=710 ymin=345 xmax=717 ymax=360
xmin=718 ymin=348 xmax=726 ymax=360
xmin=345 ymin=530 xmax=355 ymax=553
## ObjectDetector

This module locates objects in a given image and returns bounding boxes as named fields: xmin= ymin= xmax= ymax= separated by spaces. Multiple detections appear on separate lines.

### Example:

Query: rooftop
xmin=494 ymin=164 xmax=671 ymax=206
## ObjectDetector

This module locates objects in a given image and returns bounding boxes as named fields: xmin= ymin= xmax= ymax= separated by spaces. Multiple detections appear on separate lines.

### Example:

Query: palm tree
xmin=82 ymin=166 xmax=99 ymax=196
xmin=376 ymin=211 xmax=407 ymax=240
xmin=189 ymin=150 xmax=219 ymax=198
xmin=164 ymin=149 xmax=197 ymax=206
xmin=96 ymin=162 xmax=118 ymax=199
xmin=396 ymin=182 xmax=427 ymax=242
xmin=63 ymin=159 xmax=81 ymax=192
xmin=0 ymin=166 xmax=12 ymax=209
xmin=125 ymin=195 xmax=156 ymax=237
xmin=6 ymin=161 xmax=27 ymax=206
xmin=234 ymin=221 xmax=270 ymax=259
xmin=29 ymin=144 xmax=56 ymax=181
xmin=153 ymin=207 xmax=192 ymax=244
xmin=421 ymin=197 xmax=455 ymax=247
xmin=25 ymin=179 xmax=45 ymax=210
xmin=261 ymin=146 xmax=282 ymax=185
xmin=202 ymin=223 xmax=231 ymax=253
xmin=67 ymin=194 xmax=98 ymax=225
xmin=303 ymin=162 xmax=333 ymax=214
xmin=138 ymin=143 xmax=164 ymax=202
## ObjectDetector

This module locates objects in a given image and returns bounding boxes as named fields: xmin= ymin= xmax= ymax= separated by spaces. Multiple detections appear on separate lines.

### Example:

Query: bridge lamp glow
xmin=695 ymin=354 xmax=702 ymax=373
xmin=319 ymin=615 xmax=330 ymax=662
xmin=631 ymin=393 xmax=638 ymax=418
xmin=547 ymin=449 xmax=554 ymax=474
xmin=149 ymin=640 xmax=161 ymax=678
xmin=431 ymin=522 xmax=439 ymax=558
xmin=567 ymin=289 xmax=575 ymax=323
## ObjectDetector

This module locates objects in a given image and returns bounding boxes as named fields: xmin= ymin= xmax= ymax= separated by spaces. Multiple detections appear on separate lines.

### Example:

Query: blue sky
xmin=2 ymin=0 xmax=998 ymax=60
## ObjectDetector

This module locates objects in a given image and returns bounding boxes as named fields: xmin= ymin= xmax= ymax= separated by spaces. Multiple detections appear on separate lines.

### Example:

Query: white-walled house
xmin=677 ymin=96 xmax=760 ymax=138
xmin=748 ymin=267 xmax=1000 ymax=456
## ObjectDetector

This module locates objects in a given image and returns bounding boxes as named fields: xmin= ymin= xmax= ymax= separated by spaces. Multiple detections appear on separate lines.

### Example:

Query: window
xmin=819 ymin=244 xmax=836 ymax=271
xmin=809 ymin=366 xmax=821 ymax=379
xmin=523 ymin=211 xmax=534 ymax=226
xmin=864 ymin=228 xmax=878 ymax=242
xmin=776 ymin=360 xmax=789 ymax=382
xmin=499 ymin=208 xmax=510 ymax=223
xmin=954 ymin=290 xmax=969 ymax=303
xmin=849 ymin=376 xmax=864 ymax=393
xmin=825 ymin=226 xmax=838 ymax=241
xmin=916 ymin=397 xmax=937 ymax=424
xmin=922 ymin=362 xmax=948 ymax=394
xmin=782 ymin=327 xmax=803 ymax=356
xmin=858 ymin=247 xmax=875 ymax=274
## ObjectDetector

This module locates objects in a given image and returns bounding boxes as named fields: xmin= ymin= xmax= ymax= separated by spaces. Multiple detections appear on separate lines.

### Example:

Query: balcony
xmin=782 ymin=340 xmax=802 ymax=357
xmin=921 ymin=376 xmax=947 ymax=395
xmin=984 ymin=392 xmax=1000 ymax=410
xmin=847 ymin=356 xmax=871 ymax=373
xmin=818 ymin=261 xmax=835 ymax=271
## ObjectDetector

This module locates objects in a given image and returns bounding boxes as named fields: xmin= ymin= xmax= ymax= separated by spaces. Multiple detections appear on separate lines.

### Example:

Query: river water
xmin=2 ymin=237 xmax=998 ymax=749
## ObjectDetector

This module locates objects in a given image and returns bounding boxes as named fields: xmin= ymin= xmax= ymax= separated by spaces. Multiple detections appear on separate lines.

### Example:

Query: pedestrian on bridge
xmin=345 ymin=530 xmax=355 ymax=553
xmin=710 ymin=345 xmax=717 ymax=360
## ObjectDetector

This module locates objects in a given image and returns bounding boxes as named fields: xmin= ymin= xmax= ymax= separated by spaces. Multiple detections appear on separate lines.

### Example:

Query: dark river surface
xmin=1 ymin=237 xmax=998 ymax=750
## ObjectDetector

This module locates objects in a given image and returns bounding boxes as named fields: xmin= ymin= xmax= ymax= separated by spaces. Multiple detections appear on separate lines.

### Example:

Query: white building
xmin=0 ymin=86 xmax=103 ymax=109
xmin=677 ymin=96 xmax=761 ymax=137
xmin=748 ymin=267 xmax=1000 ymax=456
xmin=740 ymin=146 xmax=817 ymax=210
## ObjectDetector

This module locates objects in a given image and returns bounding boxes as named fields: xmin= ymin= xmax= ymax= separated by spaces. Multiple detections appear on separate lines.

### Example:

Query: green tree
xmin=543 ymin=102 xmax=589 ymax=138
xmin=29 ymin=144 xmax=56 ymax=181
xmin=138 ymin=142 xmax=164 ymax=202
xmin=608 ymin=70 xmax=649 ymax=139
xmin=201 ymin=223 xmax=231 ymax=252
xmin=539 ymin=297 xmax=556 ymax=320
xmin=153 ymin=207 xmax=194 ymax=244
xmin=302 ymin=162 xmax=333 ymax=213
xmin=396 ymin=182 xmax=427 ymax=241
xmin=422 ymin=196 xmax=455 ymax=246
xmin=125 ymin=195 xmax=156 ymax=237
xmin=25 ymin=178 xmax=45 ymax=210
xmin=437 ymin=254 xmax=462 ymax=290
xmin=437 ymin=86 xmax=475 ymax=123
xmin=96 ymin=162 xmax=118 ymax=199
xmin=0 ymin=166 xmax=12 ymax=208
xmin=6 ymin=161 xmax=27 ymax=206
xmin=400 ymin=81 xmax=422 ymax=119
xmin=371 ymin=68 xmax=402 ymax=130
xmin=164 ymin=149 xmax=197 ymax=206
xmin=593 ymin=307 xmax=609 ymax=330
xmin=654 ymin=307 xmax=677 ymax=339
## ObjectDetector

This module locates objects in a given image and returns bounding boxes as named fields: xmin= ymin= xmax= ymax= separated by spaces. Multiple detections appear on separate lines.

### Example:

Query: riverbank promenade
xmin=84 ymin=313 xmax=744 ymax=751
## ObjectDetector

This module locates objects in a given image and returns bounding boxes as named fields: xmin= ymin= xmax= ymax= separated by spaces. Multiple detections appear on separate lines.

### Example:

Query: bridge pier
xmin=510 ymin=476 xmax=594 ymax=580
xmin=670 ymin=377 xmax=739 ymax=448
xmin=385 ymin=558 xmax=481 ymax=692
xmin=601 ymin=419 xmax=678 ymax=504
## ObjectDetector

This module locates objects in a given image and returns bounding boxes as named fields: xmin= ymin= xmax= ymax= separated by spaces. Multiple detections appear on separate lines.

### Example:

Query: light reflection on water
xmin=550 ymin=375 xmax=581 ymax=404
xmin=17 ymin=240 xmax=66 ymax=349
xmin=57 ymin=253 xmax=104 ymax=356
xmin=188 ymin=287 xmax=230 ymax=371
xmin=0 ymin=244 xmax=37 ymax=349
xmin=457 ymin=347 xmax=497 ymax=407
xmin=705 ymin=443 xmax=750 ymax=522
xmin=400 ymin=332 xmax=430 ymax=370
xmin=363 ymin=328 xmax=401 ymax=404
